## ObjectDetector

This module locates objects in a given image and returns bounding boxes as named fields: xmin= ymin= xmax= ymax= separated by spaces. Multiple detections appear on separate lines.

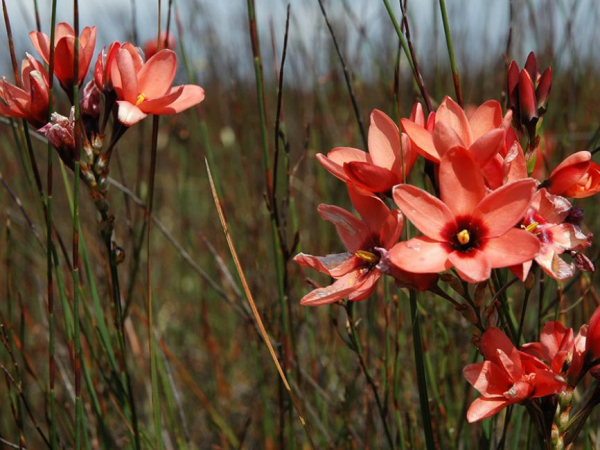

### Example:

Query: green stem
xmin=409 ymin=290 xmax=436 ymax=450
xmin=438 ymin=0 xmax=463 ymax=105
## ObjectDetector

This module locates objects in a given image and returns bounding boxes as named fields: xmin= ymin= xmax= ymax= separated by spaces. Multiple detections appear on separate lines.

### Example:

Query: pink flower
xmin=512 ymin=189 xmax=593 ymax=280
xmin=316 ymin=107 xmax=420 ymax=195
xmin=94 ymin=41 xmax=121 ymax=92
xmin=29 ymin=22 xmax=97 ymax=95
xmin=464 ymin=327 xmax=566 ymax=422
xmin=110 ymin=47 xmax=205 ymax=126
xmin=38 ymin=110 xmax=76 ymax=167
xmin=401 ymin=96 xmax=509 ymax=166
xmin=390 ymin=147 xmax=540 ymax=283
xmin=0 ymin=54 xmax=50 ymax=128
xmin=294 ymin=185 xmax=435 ymax=306
xmin=144 ymin=32 xmax=176 ymax=60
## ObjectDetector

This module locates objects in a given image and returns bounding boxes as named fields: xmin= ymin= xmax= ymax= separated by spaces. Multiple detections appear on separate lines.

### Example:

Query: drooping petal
xmin=138 ymin=86 xmax=184 ymax=113
xmin=368 ymin=109 xmax=400 ymax=170
xmin=393 ymin=184 xmax=455 ymax=241
xmin=482 ymin=229 xmax=540 ymax=268
xmin=448 ymin=249 xmax=491 ymax=283
xmin=473 ymin=179 xmax=536 ymax=238
xmin=466 ymin=397 xmax=510 ymax=423
xmin=318 ymin=204 xmax=369 ymax=253
xmin=436 ymin=96 xmax=473 ymax=147
xmin=347 ymin=270 xmax=381 ymax=301
xmin=299 ymin=271 xmax=363 ymax=306
xmin=469 ymin=100 xmax=503 ymax=142
xmin=116 ymin=100 xmax=147 ymax=126
xmin=137 ymin=49 xmax=177 ymax=99
xmin=547 ymin=151 xmax=591 ymax=195
xmin=389 ymin=238 xmax=451 ymax=273
xmin=401 ymin=118 xmax=440 ymax=162
xmin=439 ymin=147 xmax=486 ymax=216
xmin=293 ymin=252 xmax=356 ymax=277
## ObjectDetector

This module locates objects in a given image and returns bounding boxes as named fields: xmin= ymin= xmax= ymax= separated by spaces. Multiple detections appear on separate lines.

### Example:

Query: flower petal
xmin=466 ymin=397 xmax=510 ymax=423
xmin=145 ymin=85 xmax=205 ymax=114
xmin=480 ymin=327 xmax=521 ymax=373
xmin=463 ymin=361 xmax=513 ymax=396
xmin=436 ymin=96 xmax=473 ymax=147
xmin=439 ymin=147 xmax=486 ymax=216
xmin=137 ymin=49 xmax=177 ymax=99
xmin=293 ymin=252 xmax=356 ymax=277
xmin=299 ymin=271 xmax=361 ymax=306
xmin=116 ymin=100 xmax=147 ymax=126
xmin=389 ymin=238 xmax=451 ymax=273
xmin=469 ymin=100 xmax=503 ymax=142
xmin=316 ymin=147 xmax=369 ymax=182
xmin=473 ymin=179 xmax=536 ymax=238
xmin=344 ymin=162 xmax=400 ymax=194
xmin=348 ymin=270 xmax=381 ymax=301
xmin=482 ymin=229 xmax=540 ymax=268
xmin=368 ymin=109 xmax=400 ymax=170
xmin=469 ymin=129 xmax=505 ymax=167
xmin=401 ymin=118 xmax=440 ymax=162
xmin=115 ymin=49 xmax=139 ymax=103
xmin=448 ymin=249 xmax=491 ymax=283
xmin=393 ymin=184 xmax=455 ymax=241
xmin=318 ymin=204 xmax=369 ymax=253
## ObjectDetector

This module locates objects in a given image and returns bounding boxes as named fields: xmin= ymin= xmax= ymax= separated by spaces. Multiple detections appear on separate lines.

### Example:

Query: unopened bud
xmin=572 ymin=251 xmax=595 ymax=272
xmin=456 ymin=304 xmax=479 ymax=325
xmin=474 ymin=282 xmax=487 ymax=308
xmin=80 ymin=80 xmax=102 ymax=118
xmin=524 ymin=270 xmax=536 ymax=290
xmin=440 ymin=273 xmax=465 ymax=296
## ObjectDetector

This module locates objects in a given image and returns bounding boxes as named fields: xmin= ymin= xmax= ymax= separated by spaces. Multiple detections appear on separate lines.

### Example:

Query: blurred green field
xmin=0 ymin=0 xmax=599 ymax=448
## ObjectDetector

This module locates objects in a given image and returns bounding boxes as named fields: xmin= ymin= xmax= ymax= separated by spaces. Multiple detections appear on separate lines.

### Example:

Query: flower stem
xmin=409 ymin=290 xmax=436 ymax=450
xmin=438 ymin=0 xmax=463 ymax=105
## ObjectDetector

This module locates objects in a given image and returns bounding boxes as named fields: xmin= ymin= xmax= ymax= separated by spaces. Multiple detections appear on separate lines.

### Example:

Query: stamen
xmin=135 ymin=93 xmax=146 ymax=106
xmin=355 ymin=250 xmax=379 ymax=263
xmin=457 ymin=229 xmax=470 ymax=245
xmin=523 ymin=222 xmax=539 ymax=233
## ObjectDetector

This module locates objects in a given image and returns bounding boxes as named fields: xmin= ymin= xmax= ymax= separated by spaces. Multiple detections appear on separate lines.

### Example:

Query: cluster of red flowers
xmin=295 ymin=52 xmax=600 ymax=440
xmin=0 ymin=23 xmax=203 ymax=190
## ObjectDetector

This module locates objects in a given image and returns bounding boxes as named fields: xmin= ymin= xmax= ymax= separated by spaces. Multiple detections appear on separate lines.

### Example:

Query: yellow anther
xmin=523 ymin=222 xmax=539 ymax=233
xmin=457 ymin=229 xmax=470 ymax=245
xmin=355 ymin=250 xmax=379 ymax=263
xmin=135 ymin=93 xmax=146 ymax=106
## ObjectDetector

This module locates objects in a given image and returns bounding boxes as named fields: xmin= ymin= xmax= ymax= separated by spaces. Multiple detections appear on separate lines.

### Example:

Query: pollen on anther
xmin=135 ymin=93 xmax=146 ymax=106
xmin=457 ymin=229 xmax=470 ymax=245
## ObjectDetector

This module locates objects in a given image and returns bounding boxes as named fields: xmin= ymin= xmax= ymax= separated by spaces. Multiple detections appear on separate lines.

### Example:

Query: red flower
xmin=545 ymin=151 xmax=600 ymax=199
xmin=464 ymin=327 xmax=566 ymax=422
xmin=29 ymin=22 xmax=97 ymax=95
xmin=401 ymin=96 xmax=509 ymax=166
xmin=390 ymin=147 xmax=539 ymax=283
xmin=0 ymin=54 xmax=50 ymax=128
xmin=294 ymin=185 xmax=435 ymax=306
xmin=586 ymin=305 xmax=600 ymax=363
xmin=110 ymin=47 xmax=205 ymax=126
xmin=94 ymin=41 xmax=121 ymax=93
xmin=316 ymin=107 xmax=420 ymax=195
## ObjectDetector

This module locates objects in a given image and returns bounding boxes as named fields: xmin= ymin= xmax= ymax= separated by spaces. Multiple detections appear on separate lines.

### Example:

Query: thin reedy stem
xmin=32 ymin=0 xmax=41 ymax=32
xmin=381 ymin=0 xmax=432 ymax=112
xmin=246 ymin=0 xmax=295 ymax=444
xmin=316 ymin=0 xmax=367 ymax=149
xmin=147 ymin=114 xmax=164 ymax=449
xmin=47 ymin=0 xmax=58 ymax=447
xmin=71 ymin=2 xmax=84 ymax=446
xmin=345 ymin=303 xmax=395 ymax=449
xmin=409 ymin=290 xmax=436 ymax=450
xmin=206 ymin=159 xmax=317 ymax=450
xmin=438 ymin=0 xmax=463 ymax=105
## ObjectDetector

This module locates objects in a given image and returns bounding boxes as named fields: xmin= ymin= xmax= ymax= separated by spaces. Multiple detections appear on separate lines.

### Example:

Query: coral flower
xmin=144 ymin=32 xmax=176 ymax=59
xmin=513 ymin=189 xmax=592 ymax=281
xmin=401 ymin=96 xmax=509 ymax=166
xmin=316 ymin=106 xmax=421 ymax=195
xmin=111 ymin=48 xmax=205 ymax=126
xmin=464 ymin=327 xmax=566 ymax=422
xmin=587 ymin=306 xmax=600 ymax=363
xmin=390 ymin=147 xmax=540 ymax=283
xmin=94 ymin=41 xmax=121 ymax=93
xmin=0 ymin=54 xmax=50 ymax=128
xmin=294 ymin=185 xmax=434 ymax=306
xmin=521 ymin=321 xmax=587 ymax=385
xmin=29 ymin=22 xmax=97 ymax=95
xmin=544 ymin=151 xmax=600 ymax=198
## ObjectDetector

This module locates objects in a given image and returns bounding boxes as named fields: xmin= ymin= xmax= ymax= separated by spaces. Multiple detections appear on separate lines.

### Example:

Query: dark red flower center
xmin=443 ymin=216 xmax=487 ymax=253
